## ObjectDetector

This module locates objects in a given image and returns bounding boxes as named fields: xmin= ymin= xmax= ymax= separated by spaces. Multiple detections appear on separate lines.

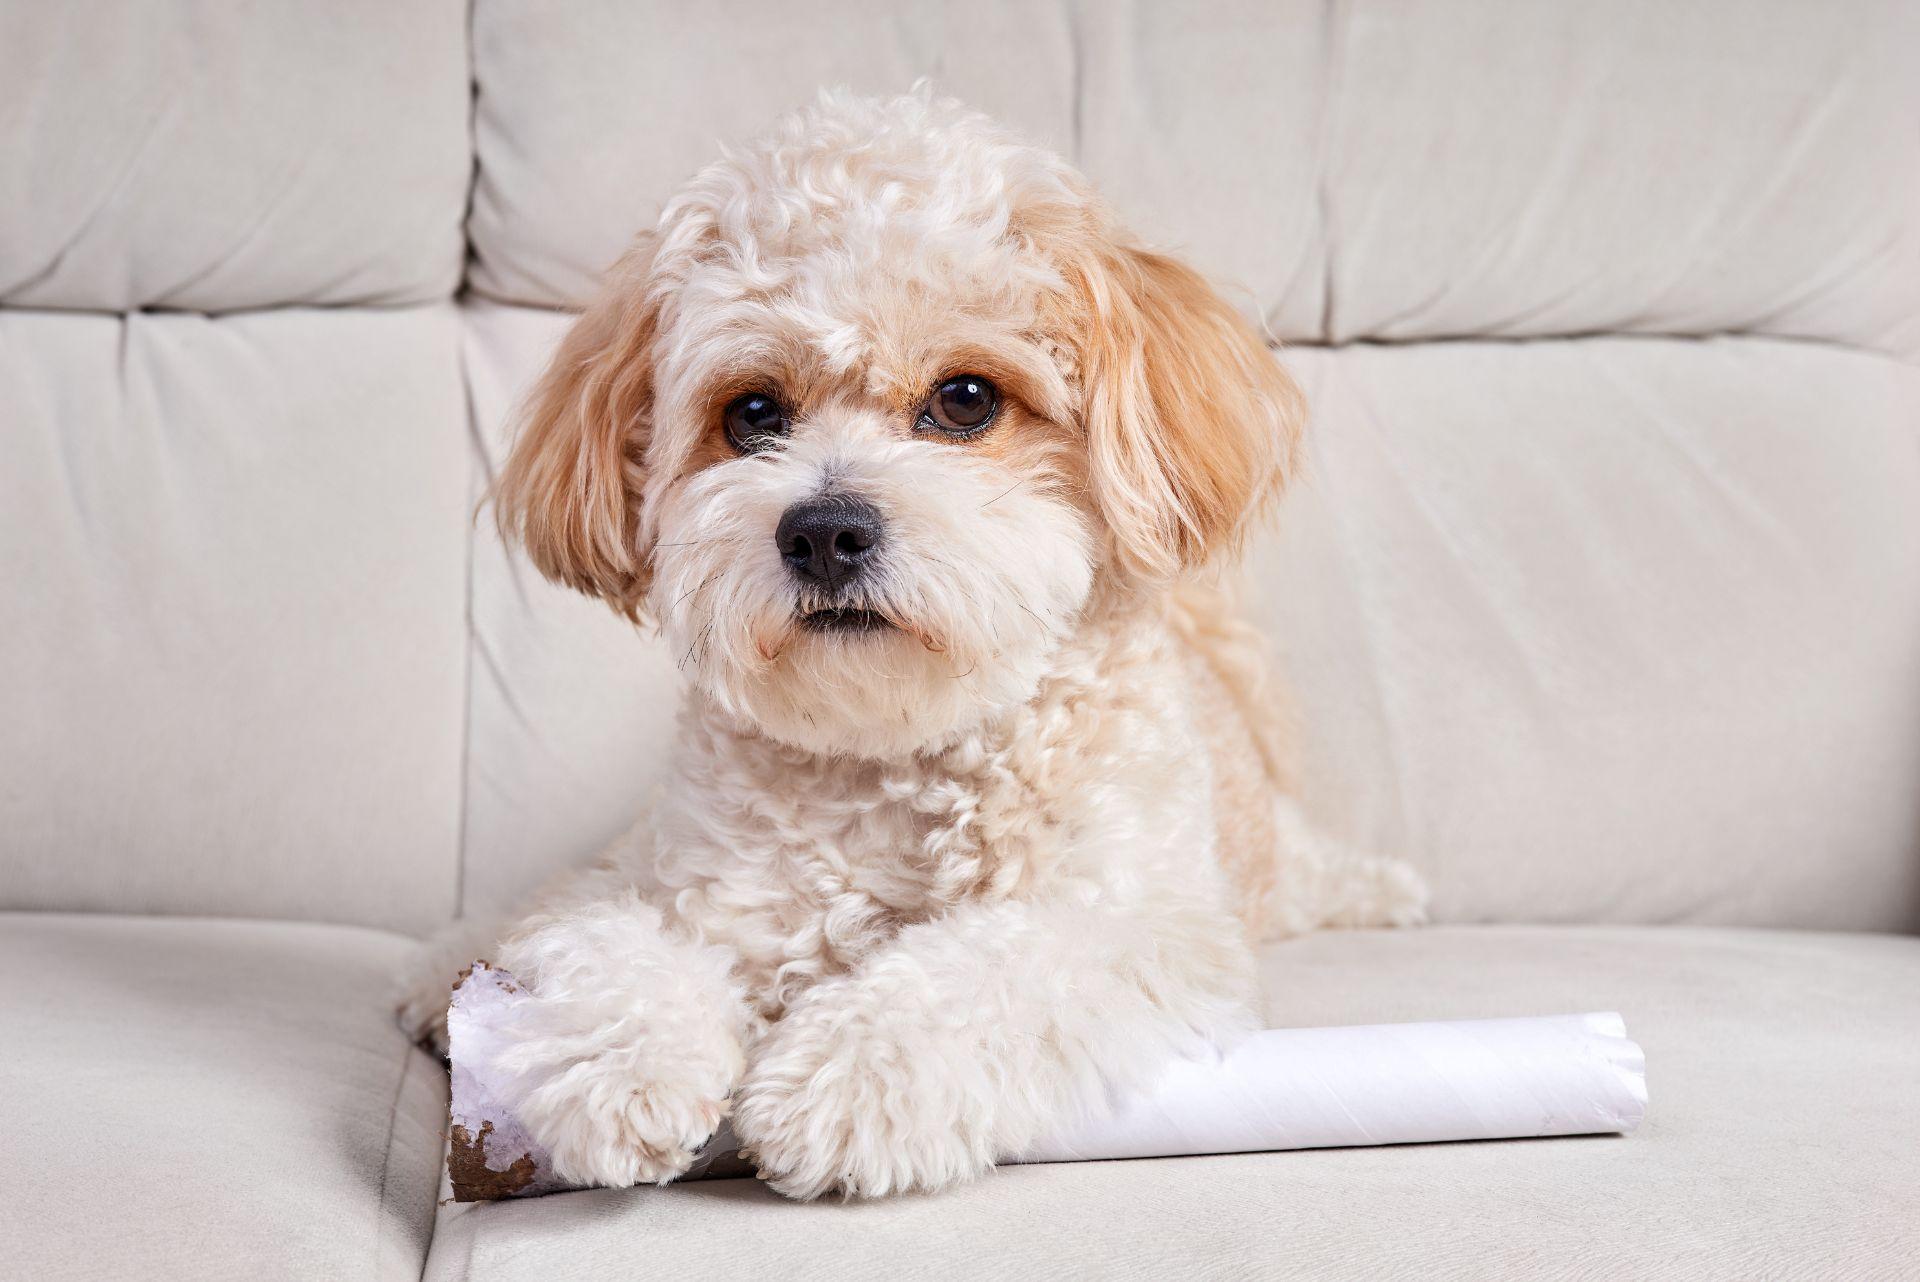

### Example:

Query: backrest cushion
xmin=1252 ymin=339 xmax=1920 ymax=929
xmin=468 ymin=0 xmax=1919 ymax=359
xmin=0 ymin=2 xmax=470 ymax=934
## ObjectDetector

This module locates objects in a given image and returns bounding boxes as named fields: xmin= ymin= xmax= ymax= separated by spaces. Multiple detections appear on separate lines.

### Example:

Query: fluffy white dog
xmin=402 ymin=88 xmax=1424 ymax=1201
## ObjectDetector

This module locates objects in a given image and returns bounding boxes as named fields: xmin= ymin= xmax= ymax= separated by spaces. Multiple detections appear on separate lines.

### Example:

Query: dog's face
xmin=496 ymin=91 xmax=1302 ymax=759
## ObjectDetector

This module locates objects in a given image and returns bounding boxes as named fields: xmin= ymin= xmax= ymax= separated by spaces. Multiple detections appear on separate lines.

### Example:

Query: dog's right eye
xmin=723 ymin=393 xmax=789 ymax=453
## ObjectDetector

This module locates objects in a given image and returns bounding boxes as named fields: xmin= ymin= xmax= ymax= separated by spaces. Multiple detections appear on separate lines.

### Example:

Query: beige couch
xmin=4 ymin=2 xmax=1917 ymax=1278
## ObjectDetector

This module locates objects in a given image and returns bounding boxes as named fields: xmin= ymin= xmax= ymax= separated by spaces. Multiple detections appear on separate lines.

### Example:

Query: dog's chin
xmin=691 ymin=603 xmax=1057 ymax=762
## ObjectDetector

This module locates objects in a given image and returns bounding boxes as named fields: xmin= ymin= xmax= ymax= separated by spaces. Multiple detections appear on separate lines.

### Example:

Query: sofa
xmin=3 ymin=2 xmax=1916 ymax=1277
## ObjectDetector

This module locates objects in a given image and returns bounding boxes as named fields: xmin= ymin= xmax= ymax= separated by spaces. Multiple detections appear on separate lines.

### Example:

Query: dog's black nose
xmin=776 ymin=495 xmax=883 ymax=586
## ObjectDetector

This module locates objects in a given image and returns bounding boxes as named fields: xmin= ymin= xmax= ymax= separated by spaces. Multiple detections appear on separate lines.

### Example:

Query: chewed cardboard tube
xmin=447 ymin=962 xmax=1647 ymax=1201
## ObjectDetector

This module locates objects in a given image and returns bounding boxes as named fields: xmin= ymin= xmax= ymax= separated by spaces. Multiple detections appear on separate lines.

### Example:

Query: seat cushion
xmin=424 ymin=925 xmax=1919 ymax=1281
xmin=0 ymin=914 xmax=447 ymax=1281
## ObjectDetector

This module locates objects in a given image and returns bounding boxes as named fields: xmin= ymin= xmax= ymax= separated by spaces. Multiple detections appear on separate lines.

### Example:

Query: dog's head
xmin=495 ymin=89 xmax=1302 ymax=758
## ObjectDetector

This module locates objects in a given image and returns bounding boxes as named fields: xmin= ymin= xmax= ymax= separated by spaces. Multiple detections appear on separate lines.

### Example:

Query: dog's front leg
xmin=733 ymin=895 xmax=1259 ymax=1199
xmin=488 ymin=891 xmax=753 ymax=1188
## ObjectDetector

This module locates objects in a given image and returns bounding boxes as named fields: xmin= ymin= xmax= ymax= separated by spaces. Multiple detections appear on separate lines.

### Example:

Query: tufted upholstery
xmin=2 ymin=1 xmax=1916 ymax=1277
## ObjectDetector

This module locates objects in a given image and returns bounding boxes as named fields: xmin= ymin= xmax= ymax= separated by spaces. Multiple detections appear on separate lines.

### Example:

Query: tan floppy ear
xmin=492 ymin=235 xmax=661 ymax=620
xmin=1072 ymin=238 xmax=1304 ymax=581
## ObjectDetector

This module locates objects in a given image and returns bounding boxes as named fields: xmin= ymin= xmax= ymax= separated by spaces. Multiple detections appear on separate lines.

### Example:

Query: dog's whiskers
xmin=694 ymin=619 xmax=715 ymax=666
xmin=671 ymin=572 xmax=720 ymax=613
xmin=979 ymin=480 xmax=1022 ymax=510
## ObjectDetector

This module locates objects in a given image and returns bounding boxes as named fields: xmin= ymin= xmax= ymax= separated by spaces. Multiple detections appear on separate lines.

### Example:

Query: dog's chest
xmin=763 ymin=778 xmax=947 ymax=918
xmin=753 ymin=759 xmax=1046 ymax=930
xmin=660 ymin=645 xmax=1185 ymax=1013
xmin=665 ymin=744 xmax=1075 ymax=1013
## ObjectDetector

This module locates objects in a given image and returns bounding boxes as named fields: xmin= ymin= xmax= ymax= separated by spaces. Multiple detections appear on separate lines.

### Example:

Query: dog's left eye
xmin=920 ymin=376 xmax=998 ymax=436
xmin=724 ymin=393 xmax=789 ymax=453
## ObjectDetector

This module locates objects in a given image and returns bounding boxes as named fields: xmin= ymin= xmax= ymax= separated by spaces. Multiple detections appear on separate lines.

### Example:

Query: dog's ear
xmin=1069 ymin=235 xmax=1304 ymax=581
xmin=493 ymin=234 xmax=661 ymax=620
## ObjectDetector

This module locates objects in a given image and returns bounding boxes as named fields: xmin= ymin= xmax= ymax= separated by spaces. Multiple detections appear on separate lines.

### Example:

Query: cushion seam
xmin=373 ymin=1043 xmax=422 ymax=1280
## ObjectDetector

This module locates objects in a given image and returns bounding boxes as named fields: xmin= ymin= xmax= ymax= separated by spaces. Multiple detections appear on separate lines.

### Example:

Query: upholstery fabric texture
xmin=0 ymin=913 xmax=449 ymax=1282
xmin=0 ymin=306 xmax=468 ymax=934
xmin=1254 ymin=338 xmax=1920 ymax=929
xmin=467 ymin=0 xmax=1920 ymax=358
xmin=459 ymin=302 xmax=683 ymax=915
xmin=1313 ymin=0 xmax=1920 ymax=357
xmin=422 ymin=926 xmax=1920 ymax=1281
xmin=0 ymin=0 xmax=469 ymax=312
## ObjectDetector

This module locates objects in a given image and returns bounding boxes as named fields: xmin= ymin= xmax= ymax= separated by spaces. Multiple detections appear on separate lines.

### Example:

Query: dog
xmin=400 ymin=87 xmax=1424 ymax=1201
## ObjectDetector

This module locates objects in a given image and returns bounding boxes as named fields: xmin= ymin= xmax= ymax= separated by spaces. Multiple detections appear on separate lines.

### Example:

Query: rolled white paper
xmin=1012 ymin=1011 xmax=1646 ymax=1164
xmin=445 ymin=963 xmax=1646 ymax=1200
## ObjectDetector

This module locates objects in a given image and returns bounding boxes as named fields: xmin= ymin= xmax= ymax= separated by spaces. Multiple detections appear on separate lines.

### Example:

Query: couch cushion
xmin=1317 ymin=0 xmax=1920 ymax=358
xmin=466 ymin=0 xmax=1918 ymax=357
xmin=458 ymin=302 xmax=681 ymax=915
xmin=1253 ymin=336 xmax=1920 ymax=931
xmin=0 ymin=913 xmax=447 ymax=1281
xmin=464 ymin=0 xmax=1343 ymax=340
xmin=467 ymin=0 xmax=1098 ymax=311
xmin=422 ymin=925 xmax=1920 ymax=1281
xmin=0 ymin=305 xmax=468 ymax=934
xmin=0 ymin=1 xmax=470 ymax=312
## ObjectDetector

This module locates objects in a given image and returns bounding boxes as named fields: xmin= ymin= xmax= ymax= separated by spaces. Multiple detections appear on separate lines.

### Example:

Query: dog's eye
xmin=723 ymin=393 xmax=789 ymax=453
xmin=920 ymin=376 xmax=998 ymax=436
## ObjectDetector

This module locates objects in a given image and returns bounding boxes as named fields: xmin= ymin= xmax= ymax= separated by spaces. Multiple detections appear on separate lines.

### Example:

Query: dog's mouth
xmin=799 ymin=607 xmax=896 ymax=634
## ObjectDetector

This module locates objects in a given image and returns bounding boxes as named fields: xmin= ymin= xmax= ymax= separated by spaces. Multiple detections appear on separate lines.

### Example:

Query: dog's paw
xmin=1310 ymin=852 xmax=1429 ymax=931
xmin=501 ymin=999 xmax=744 ymax=1188
xmin=1267 ymin=799 xmax=1431 ymax=934
xmin=393 ymin=917 xmax=506 ymax=1055
xmin=1368 ymin=856 xmax=1430 ymax=928
xmin=395 ymin=978 xmax=454 ymax=1056
xmin=521 ymin=1057 xmax=732 ymax=1188
xmin=733 ymin=981 xmax=994 ymax=1200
